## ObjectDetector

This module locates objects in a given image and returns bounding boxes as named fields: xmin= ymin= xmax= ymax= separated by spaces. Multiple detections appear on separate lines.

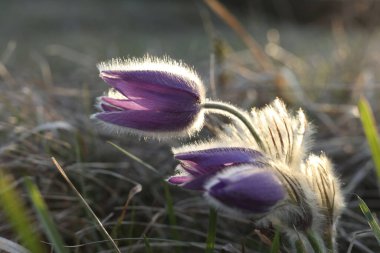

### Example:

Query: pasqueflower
xmin=168 ymin=147 xmax=263 ymax=190
xmin=92 ymin=56 xmax=205 ymax=137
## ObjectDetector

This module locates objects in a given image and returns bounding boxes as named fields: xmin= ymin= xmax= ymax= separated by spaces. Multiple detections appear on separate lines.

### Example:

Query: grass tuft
xmin=0 ymin=172 xmax=45 ymax=253
xmin=25 ymin=178 xmax=69 ymax=253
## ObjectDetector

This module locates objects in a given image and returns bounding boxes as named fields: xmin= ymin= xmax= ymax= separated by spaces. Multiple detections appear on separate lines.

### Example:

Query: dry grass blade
xmin=112 ymin=184 xmax=142 ymax=239
xmin=203 ymin=0 xmax=274 ymax=71
xmin=118 ymin=184 xmax=142 ymax=224
xmin=0 ymin=236 xmax=29 ymax=253
xmin=51 ymin=157 xmax=121 ymax=253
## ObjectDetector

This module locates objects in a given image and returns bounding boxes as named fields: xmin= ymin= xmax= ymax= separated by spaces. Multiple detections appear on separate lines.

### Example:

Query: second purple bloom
xmin=168 ymin=147 xmax=285 ymax=213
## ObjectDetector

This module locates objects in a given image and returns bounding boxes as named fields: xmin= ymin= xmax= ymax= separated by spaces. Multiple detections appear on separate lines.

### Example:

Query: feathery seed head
xmin=249 ymin=98 xmax=313 ymax=167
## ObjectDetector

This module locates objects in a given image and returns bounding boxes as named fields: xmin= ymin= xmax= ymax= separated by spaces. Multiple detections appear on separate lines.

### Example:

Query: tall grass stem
xmin=205 ymin=208 xmax=217 ymax=253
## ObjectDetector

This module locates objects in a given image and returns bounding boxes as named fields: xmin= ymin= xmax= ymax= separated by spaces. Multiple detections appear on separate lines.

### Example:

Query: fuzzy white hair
xmin=301 ymin=153 xmax=345 ymax=224
xmin=250 ymin=98 xmax=314 ymax=168
xmin=90 ymin=109 xmax=205 ymax=140
xmin=92 ymin=55 xmax=209 ymax=139
xmin=97 ymin=55 xmax=206 ymax=103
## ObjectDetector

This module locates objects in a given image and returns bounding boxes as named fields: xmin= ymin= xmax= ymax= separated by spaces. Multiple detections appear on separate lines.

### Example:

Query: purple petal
xmin=102 ymin=70 xmax=199 ymax=97
xmin=101 ymin=97 xmax=148 ymax=111
xmin=100 ymin=71 xmax=200 ymax=111
xmin=167 ymin=175 xmax=193 ymax=185
xmin=175 ymin=148 xmax=263 ymax=176
xmin=94 ymin=110 xmax=199 ymax=132
xmin=207 ymin=169 xmax=285 ymax=213
xmin=181 ymin=173 xmax=214 ymax=190
xmin=100 ymin=103 xmax=123 ymax=112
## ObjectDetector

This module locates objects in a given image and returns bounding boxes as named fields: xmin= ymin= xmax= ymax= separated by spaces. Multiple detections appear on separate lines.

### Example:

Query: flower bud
xmin=205 ymin=166 xmax=285 ymax=213
xmin=168 ymin=147 xmax=263 ymax=190
xmin=91 ymin=56 xmax=206 ymax=138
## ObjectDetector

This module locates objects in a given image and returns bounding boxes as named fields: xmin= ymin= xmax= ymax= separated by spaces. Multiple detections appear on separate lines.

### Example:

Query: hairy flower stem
xmin=295 ymin=239 xmax=307 ymax=253
xmin=202 ymin=101 xmax=264 ymax=149
xmin=306 ymin=230 xmax=324 ymax=253
xmin=323 ymin=229 xmax=336 ymax=253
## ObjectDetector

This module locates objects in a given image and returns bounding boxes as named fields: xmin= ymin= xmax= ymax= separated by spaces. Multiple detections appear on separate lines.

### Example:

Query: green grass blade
xmin=143 ymin=235 xmax=153 ymax=253
xmin=25 ymin=178 xmax=69 ymax=253
xmin=357 ymin=195 xmax=380 ymax=245
xmin=163 ymin=182 xmax=178 ymax=230
xmin=0 ymin=172 xmax=45 ymax=252
xmin=163 ymin=182 xmax=181 ymax=253
xmin=270 ymin=227 xmax=280 ymax=253
xmin=52 ymin=157 xmax=121 ymax=253
xmin=358 ymin=97 xmax=380 ymax=181
xmin=127 ymin=206 xmax=136 ymax=252
xmin=108 ymin=141 xmax=158 ymax=174
xmin=205 ymin=208 xmax=218 ymax=253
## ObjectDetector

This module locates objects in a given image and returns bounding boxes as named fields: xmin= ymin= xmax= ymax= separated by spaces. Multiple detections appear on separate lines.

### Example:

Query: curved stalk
xmin=202 ymin=101 xmax=264 ymax=149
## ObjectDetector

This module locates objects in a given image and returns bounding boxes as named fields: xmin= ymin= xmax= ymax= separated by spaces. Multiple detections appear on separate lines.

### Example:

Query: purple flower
xmin=167 ymin=147 xmax=263 ymax=190
xmin=91 ymin=57 xmax=205 ymax=137
xmin=205 ymin=166 xmax=285 ymax=213
xmin=168 ymin=147 xmax=284 ymax=213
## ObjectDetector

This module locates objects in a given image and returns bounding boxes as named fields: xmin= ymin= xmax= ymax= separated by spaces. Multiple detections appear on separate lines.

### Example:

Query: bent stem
xmin=202 ymin=101 xmax=264 ymax=149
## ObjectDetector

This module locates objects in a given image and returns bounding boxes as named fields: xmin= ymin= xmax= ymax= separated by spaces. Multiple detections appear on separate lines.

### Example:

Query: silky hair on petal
xmin=97 ymin=55 xmax=206 ymax=100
